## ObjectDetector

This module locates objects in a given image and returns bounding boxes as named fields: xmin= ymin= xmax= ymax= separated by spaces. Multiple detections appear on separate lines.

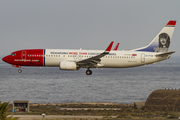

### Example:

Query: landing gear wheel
xmin=86 ymin=70 xmax=92 ymax=75
xmin=18 ymin=69 xmax=22 ymax=73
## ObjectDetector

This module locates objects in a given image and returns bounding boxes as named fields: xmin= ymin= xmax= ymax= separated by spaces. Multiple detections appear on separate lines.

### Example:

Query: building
xmin=13 ymin=100 xmax=29 ymax=112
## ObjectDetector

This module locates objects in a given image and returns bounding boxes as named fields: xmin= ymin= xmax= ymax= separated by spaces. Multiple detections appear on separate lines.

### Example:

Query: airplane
xmin=2 ymin=20 xmax=176 ymax=75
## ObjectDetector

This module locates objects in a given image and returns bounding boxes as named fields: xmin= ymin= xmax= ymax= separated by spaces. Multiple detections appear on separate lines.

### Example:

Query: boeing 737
xmin=2 ymin=20 xmax=176 ymax=75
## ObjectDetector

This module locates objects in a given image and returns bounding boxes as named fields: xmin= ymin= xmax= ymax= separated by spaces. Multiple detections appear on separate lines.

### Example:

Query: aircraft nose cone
xmin=2 ymin=56 xmax=8 ymax=63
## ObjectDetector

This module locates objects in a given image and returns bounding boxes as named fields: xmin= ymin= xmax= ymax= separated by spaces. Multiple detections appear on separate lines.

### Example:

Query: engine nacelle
xmin=59 ymin=61 xmax=77 ymax=70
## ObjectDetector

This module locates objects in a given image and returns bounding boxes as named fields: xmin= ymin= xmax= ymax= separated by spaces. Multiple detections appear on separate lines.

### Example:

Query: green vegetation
xmin=0 ymin=102 xmax=18 ymax=120
xmin=0 ymin=102 xmax=10 ymax=120
xmin=56 ymin=103 xmax=127 ymax=108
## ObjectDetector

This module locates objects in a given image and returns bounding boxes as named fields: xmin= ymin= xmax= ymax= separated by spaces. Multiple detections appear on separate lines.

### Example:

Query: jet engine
xmin=59 ymin=61 xmax=78 ymax=70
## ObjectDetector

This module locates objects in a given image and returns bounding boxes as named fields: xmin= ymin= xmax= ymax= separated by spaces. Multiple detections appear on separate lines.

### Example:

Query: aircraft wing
xmin=155 ymin=51 xmax=175 ymax=57
xmin=76 ymin=41 xmax=114 ymax=68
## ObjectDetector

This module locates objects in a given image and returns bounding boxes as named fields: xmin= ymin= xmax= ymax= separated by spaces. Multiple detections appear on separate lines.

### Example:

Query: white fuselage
xmin=44 ymin=49 xmax=167 ymax=68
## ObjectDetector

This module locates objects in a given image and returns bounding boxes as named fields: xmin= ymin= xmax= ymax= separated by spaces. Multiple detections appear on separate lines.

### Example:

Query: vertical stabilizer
xmin=132 ymin=20 xmax=176 ymax=53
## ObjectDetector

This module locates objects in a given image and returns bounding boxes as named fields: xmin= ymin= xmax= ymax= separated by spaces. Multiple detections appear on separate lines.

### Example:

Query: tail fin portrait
xmin=133 ymin=20 xmax=176 ymax=53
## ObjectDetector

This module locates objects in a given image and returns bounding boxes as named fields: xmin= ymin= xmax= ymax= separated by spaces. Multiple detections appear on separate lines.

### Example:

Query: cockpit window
xmin=11 ymin=53 xmax=16 ymax=56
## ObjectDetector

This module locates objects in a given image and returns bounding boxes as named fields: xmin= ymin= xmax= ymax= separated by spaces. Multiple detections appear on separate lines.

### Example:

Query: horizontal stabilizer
xmin=155 ymin=51 xmax=175 ymax=57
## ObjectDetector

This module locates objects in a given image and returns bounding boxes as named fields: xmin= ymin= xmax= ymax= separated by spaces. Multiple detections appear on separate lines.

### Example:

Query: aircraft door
xmin=22 ymin=51 xmax=26 ymax=60
xmin=141 ymin=53 xmax=145 ymax=63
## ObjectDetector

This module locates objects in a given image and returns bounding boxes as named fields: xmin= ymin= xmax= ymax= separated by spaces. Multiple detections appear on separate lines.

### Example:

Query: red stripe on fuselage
xmin=3 ymin=49 xmax=44 ymax=66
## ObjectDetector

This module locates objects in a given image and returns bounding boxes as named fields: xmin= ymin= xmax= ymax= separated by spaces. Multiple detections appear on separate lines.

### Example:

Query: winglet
xmin=167 ymin=20 xmax=176 ymax=26
xmin=113 ymin=43 xmax=119 ymax=50
xmin=105 ymin=41 xmax=114 ymax=52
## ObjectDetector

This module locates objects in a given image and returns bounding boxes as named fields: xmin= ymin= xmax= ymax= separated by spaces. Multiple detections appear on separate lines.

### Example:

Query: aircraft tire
xmin=18 ymin=69 xmax=22 ymax=73
xmin=86 ymin=70 xmax=92 ymax=75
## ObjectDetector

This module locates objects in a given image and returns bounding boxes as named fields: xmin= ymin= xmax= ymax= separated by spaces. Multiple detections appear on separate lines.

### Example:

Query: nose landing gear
xmin=18 ymin=69 xmax=22 ymax=73
xmin=12 ymin=65 xmax=22 ymax=73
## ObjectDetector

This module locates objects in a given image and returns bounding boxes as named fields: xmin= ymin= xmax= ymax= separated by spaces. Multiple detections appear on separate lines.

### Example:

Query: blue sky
xmin=1 ymin=0 xmax=180 ymax=58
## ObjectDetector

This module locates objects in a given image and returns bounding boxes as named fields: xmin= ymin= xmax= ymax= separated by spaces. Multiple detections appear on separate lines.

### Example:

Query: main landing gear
xmin=86 ymin=69 xmax=92 ymax=75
